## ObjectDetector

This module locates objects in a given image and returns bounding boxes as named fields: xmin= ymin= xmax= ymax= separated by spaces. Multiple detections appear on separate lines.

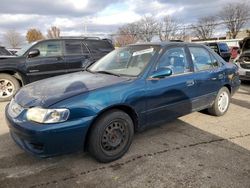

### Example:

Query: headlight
xmin=26 ymin=107 xmax=70 ymax=124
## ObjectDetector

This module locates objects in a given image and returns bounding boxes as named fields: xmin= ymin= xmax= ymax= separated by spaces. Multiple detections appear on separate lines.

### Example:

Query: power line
xmin=107 ymin=17 xmax=250 ymax=37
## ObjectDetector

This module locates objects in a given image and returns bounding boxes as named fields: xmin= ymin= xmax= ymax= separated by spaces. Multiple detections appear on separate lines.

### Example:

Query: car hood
xmin=15 ymin=71 xmax=130 ymax=108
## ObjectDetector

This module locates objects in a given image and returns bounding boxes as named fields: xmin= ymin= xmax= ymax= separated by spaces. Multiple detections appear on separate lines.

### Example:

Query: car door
xmin=145 ymin=45 xmax=200 ymax=126
xmin=188 ymin=46 xmax=225 ymax=109
xmin=64 ymin=40 xmax=92 ymax=73
xmin=25 ymin=40 xmax=66 ymax=82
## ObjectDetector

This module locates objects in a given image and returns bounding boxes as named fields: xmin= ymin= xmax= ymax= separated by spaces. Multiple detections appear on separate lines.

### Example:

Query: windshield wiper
xmin=95 ymin=70 xmax=121 ymax=77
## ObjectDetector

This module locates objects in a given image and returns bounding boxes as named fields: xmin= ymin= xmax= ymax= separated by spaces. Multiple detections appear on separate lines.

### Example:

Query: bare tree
xmin=159 ymin=16 xmax=180 ymax=41
xmin=219 ymin=2 xmax=249 ymax=39
xmin=115 ymin=23 xmax=139 ymax=46
xmin=47 ymin=26 xmax=60 ymax=39
xmin=3 ymin=30 xmax=23 ymax=48
xmin=192 ymin=16 xmax=217 ymax=40
xmin=176 ymin=27 xmax=190 ymax=42
xmin=115 ymin=35 xmax=135 ymax=47
xmin=136 ymin=16 xmax=159 ymax=42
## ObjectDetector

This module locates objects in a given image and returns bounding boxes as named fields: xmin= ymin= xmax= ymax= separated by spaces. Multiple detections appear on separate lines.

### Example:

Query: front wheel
xmin=88 ymin=110 xmax=134 ymax=163
xmin=208 ymin=87 xmax=230 ymax=116
xmin=0 ymin=74 xmax=20 ymax=102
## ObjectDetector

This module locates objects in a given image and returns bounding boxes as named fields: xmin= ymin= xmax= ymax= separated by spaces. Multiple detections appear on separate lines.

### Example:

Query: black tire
xmin=0 ymin=73 xmax=20 ymax=102
xmin=208 ymin=87 xmax=230 ymax=116
xmin=88 ymin=110 xmax=134 ymax=163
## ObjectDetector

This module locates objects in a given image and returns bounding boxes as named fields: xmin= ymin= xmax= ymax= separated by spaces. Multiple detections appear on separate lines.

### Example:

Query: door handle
xmin=186 ymin=80 xmax=195 ymax=87
xmin=211 ymin=73 xmax=224 ymax=81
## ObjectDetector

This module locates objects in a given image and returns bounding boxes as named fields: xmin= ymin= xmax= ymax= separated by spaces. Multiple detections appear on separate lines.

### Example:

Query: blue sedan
xmin=5 ymin=42 xmax=240 ymax=162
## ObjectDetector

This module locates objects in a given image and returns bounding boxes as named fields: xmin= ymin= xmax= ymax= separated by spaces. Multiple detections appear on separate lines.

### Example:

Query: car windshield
xmin=89 ymin=45 xmax=159 ymax=77
xmin=16 ymin=43 xmax=36 ymax=56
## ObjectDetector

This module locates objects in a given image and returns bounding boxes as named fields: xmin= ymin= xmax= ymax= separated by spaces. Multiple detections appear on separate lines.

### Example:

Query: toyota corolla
xmin=5 ymin=42 xmax=240 ymax=162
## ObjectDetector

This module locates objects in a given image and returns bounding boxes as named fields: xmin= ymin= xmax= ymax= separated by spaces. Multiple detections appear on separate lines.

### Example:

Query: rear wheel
xmin=208 ymin=87 xmax=230 ymax=116
xmin=88 ymin=110 xmax=134 ymax=163
xmin=0 ymin=74 xmax=20 ymax=102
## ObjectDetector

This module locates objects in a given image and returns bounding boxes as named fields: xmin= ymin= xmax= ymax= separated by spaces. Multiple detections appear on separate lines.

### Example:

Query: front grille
xmin=29 ymin=142 xmax=44 ymax=152
xmin=242 ymin=56 xmax=250 ymax=62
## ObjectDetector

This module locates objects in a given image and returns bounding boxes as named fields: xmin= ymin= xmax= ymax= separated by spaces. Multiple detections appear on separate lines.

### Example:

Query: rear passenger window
xmin=158 ymin=47 xmax=191 ymax=75
xmin=210 ymin=54 xmax=219 ymax=67
xmin=189 ymin=47 xmax=216 ymax=71
xmin=85 ymin=40 xmax=114 ymax=53
xmin=65 ymin=41 xmax=89 ymax=55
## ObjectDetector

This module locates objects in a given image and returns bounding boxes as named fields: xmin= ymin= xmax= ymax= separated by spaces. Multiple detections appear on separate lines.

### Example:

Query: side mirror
xmin=28 ymin=49 xmax=40 ymax=58
xmin=149 ymin=67 xmax=172 ymax=80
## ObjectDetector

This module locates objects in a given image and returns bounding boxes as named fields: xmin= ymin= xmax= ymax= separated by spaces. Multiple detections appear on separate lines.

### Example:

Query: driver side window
xmin=32 ymin=41 xmax=62 ymax=57
xmin=158 ymin=47 xmax=191 ymax=75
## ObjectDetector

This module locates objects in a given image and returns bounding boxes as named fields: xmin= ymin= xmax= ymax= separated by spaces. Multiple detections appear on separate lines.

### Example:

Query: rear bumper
xmin=5 ymin=104 xmax=95 ymax=157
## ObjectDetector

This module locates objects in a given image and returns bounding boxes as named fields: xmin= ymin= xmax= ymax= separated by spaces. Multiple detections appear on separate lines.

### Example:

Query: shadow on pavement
xmin=0 ymin=118 xmax=250 ymax=188
xmin=237 ymin=91 xmax=250 ymax=96
xmin=231 ymin=98 xmax=250 ymax=109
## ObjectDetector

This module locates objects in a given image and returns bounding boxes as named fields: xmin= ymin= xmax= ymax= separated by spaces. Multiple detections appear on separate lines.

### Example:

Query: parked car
xmin=0 ymin=46 xmax=13 ymax=56
xmin=0 ymin=37 xmax=114 ymax=101
xmin=5 ymin=42 xmax=240 ymax=162
xmin=205 ymin=42 xmax=231 ymax=62
xmin=230 ymin=46 xmax=239 ymax=60
xmin=7 ymin=48 xmax=21 ymax=55
xmin=235 ymin=37 xmax=250 ymax=81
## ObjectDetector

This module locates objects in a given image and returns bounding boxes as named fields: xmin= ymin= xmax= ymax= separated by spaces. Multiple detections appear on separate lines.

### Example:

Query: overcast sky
xmin=0 ymin=0 xmax=249 ymax=45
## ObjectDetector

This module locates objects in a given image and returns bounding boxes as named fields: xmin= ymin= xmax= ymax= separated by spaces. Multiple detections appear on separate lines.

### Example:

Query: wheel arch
xmin=223 ymin=84 xmax=231 ymax=94
xmin=84 ymin=104 xmax=139 ymax=150
xmin=0 ymin=70 xmax=26 ymax=86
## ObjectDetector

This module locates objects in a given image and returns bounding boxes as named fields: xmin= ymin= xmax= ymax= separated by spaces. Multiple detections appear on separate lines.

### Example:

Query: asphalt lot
xmin=0 ymin=83 xmax=250 ymax=188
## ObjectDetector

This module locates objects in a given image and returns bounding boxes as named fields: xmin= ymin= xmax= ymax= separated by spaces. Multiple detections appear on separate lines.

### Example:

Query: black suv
xmin=0 ymin=46 xmax=12 ymax=56
xmin=205 ymin=42 xmax=231 ymax=62
xmin=0 ymin=37 xmax=114 ymax=101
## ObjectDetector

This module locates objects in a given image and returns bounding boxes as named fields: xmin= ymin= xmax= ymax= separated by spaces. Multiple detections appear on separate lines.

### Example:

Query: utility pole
xmin=83 ymin=21 xmax=87 ymax=36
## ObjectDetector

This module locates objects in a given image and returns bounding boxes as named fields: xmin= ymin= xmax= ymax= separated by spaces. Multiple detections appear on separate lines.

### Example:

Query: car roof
xmin=33 ymin=37 xmax=111 ymax=44
xmin=206 ymin=42 xmax=227 ymax=45
xmin=128 ymin=42 xmax=206 ymax=48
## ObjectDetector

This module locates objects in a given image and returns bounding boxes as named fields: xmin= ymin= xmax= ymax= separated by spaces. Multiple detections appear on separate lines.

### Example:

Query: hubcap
xmin=101 ymin=120 xmax=128 ymax=153
xmin=0 ymin=79 xmax=15 ymax=98
xmin=218 ymin=91 xmax=229 ymax=113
